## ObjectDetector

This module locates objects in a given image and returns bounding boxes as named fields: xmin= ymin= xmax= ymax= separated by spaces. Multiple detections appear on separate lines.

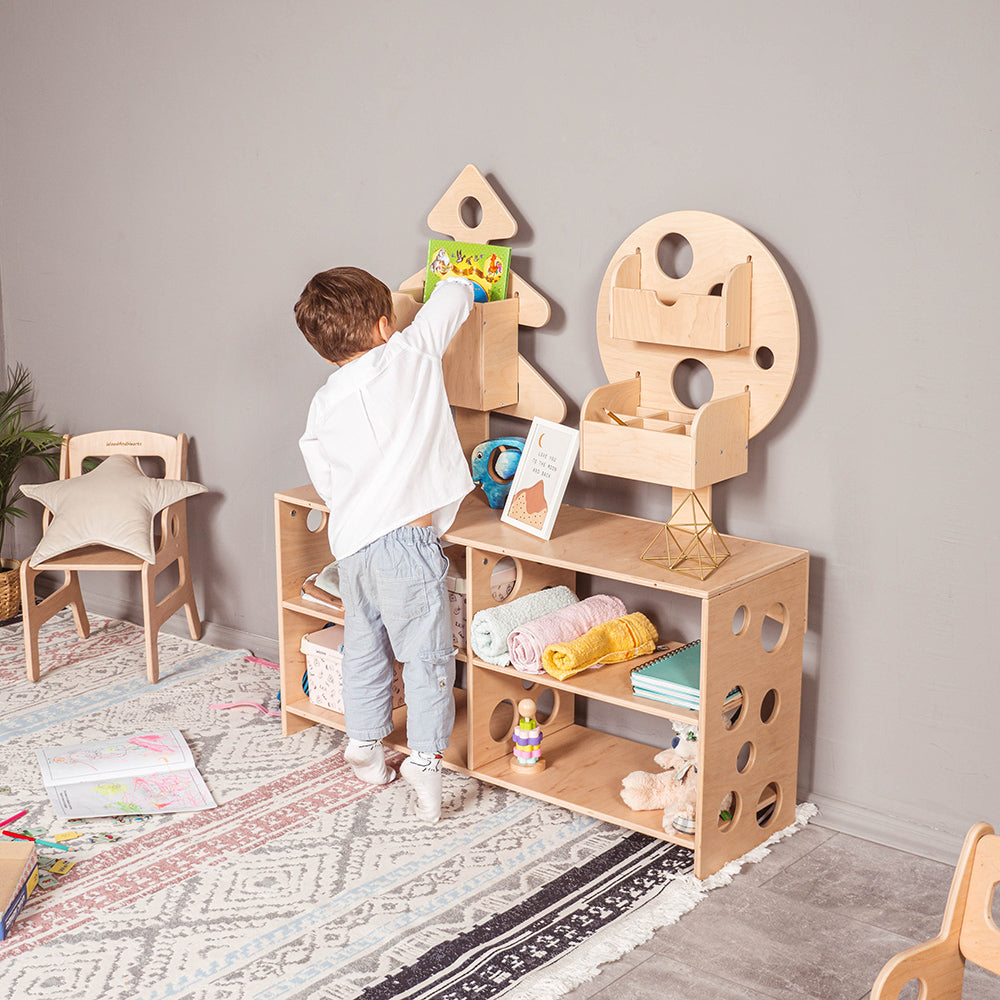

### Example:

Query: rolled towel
xmin=542 ymin=612 xmax=658 ymax=681
xmin=508 ymin=595 xmax=628 ymax=673
xmin=470 ymin=586 xmax=577 ymax=666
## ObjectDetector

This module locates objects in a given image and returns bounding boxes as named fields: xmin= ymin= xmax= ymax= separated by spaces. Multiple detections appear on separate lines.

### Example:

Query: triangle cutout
xmin=427 ymin=164 xmax=518 ymax=243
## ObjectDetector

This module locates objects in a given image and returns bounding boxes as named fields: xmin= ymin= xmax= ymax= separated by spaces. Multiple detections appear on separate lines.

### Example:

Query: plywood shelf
xmin=275 ymin=485 xmax=807 ymax=880
xmin=472 ymin=656 xmax=699 ymax=725
xmin=283 ymin=690 xmax=470 ymax=774
xmin=472 ymin=722 xmax=694 ymax=848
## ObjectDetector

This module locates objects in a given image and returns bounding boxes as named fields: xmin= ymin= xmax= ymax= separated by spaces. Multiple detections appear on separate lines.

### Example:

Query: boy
xmin=295 ymin=266 xmax=475 ymax=823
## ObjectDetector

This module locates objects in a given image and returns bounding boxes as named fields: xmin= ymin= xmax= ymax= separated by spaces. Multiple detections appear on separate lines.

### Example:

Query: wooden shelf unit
xmin=275 ymin=485 xmax=807 ymax=879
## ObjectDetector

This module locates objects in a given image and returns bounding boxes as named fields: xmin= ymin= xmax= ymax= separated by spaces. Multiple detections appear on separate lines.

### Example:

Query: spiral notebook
xmin=630 ymin=640 xmax=701 ymax=701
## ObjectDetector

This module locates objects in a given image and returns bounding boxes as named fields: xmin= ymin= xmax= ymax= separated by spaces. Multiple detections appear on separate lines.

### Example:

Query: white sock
xmin=344 ymin=738 xmax=396 ymax=785
xmin=401 ymin=751 xmax=443 ymax=823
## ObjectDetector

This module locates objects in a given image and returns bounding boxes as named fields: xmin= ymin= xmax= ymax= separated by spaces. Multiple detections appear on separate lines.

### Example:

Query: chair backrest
xmin=60 ymin=430 xmax=188 ymax=481
xmin=959 ymin=833 xmax=1000 ymax=973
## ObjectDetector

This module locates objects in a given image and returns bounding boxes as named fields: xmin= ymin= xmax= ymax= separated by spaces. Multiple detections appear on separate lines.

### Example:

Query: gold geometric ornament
xmin=641 ymin=490 xmax=731 ymax=580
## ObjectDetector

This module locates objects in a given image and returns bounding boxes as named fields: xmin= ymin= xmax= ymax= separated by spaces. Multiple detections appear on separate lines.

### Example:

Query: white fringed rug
xmin=0 ymin=612 xmax=813 ymax=1000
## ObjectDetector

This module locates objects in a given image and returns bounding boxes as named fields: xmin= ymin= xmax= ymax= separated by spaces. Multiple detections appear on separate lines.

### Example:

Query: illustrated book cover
xmin=424 ymin=240 xmax=511 ymax=303
xmin=500 ymin=417 xmax=580 ymax=542
xmin=35 ymin=730 xmax=217 ymax=819
xmin=0 ymin=841 xmax=37 ymax=940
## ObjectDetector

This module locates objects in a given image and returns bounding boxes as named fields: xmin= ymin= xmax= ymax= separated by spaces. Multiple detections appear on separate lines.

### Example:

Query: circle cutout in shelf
xmin=756 ymin=782 xmax=781 ymax=828
xmin=760 ymin=688 xmax=779 ymax=724
xmin=489 ymin=699 xmax=515 ymax=742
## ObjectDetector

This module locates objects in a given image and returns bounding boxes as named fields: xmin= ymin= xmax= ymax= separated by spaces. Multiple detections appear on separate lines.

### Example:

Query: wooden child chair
xmin=20 ymin=430 xmax=204 ymax=683
xmin=870 ymin=822 xmax=1000 ymax=999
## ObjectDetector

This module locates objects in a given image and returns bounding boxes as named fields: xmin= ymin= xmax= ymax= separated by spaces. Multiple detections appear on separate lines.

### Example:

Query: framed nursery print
xmin=500 ymin=417 xmax=579 ymax=541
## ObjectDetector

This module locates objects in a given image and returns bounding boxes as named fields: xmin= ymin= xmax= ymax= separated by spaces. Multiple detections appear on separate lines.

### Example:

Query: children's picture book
xmin=424 ymin=239 xmax=511 ymax=303
xmin=500 ymin=418 xmax=579 ymax=542
xmin=0 ymin=840 xmax=37 ymax=941
xmin=35 ymin=730 xmax=217 ymax=819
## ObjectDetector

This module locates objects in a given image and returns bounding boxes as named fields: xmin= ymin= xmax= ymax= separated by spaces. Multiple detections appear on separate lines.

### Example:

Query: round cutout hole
xmin=708 ymin=282 xmax=724 ymax=296
xmin=760 ymin=688 xmax=779 ymax=724
xmin=755 ymin=346 xmax=775 ymax=370
xmin=718 ymin=791 xmax=738 ymax=832
xmin=736 ymin=741 xmax=754 ymax=773
xmin=489 ymin=699 xmax=515 ymax=742
xmin=723 ymin=686 xmax=744 ymax=730
xmin=460 ymin=197 xmax=483 ymax=229
xmin=756 ymin=782 xmax=781 ymax=828
xmin=491 ymin=556 xmax=517 ymax=602
xmin=534 ymin=687 xmax=555 ymax=724
xmin=732 ymin=605 xmax=749 ymax=636
xmin=656 ymin=232 xmax=693 ymax=279
xmin=760 ymin=603 xmax=788 ymax=653
xmin=306 ymin=508 xmax=326 ymax=533
xmin=672 ymin=358 xmax=714 ymax=410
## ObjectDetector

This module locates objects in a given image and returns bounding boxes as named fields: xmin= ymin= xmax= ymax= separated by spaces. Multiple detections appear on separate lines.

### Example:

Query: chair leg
xmin=178 ymin=553 xmax=202 ymax=641
xmin=21 ymin=561 xmax=42 ymax=683
xmin=140 ymin=564 xmax=160 ymax=684
xmin=20 ymin=564 xmax=89 ymax=681
xmin=65 ymin=571 xmax=90 ymax=640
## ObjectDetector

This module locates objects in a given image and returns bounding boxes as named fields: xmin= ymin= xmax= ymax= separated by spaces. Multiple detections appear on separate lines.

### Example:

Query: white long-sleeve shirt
xmin=299 ymin=278 xmax=475 ymax=559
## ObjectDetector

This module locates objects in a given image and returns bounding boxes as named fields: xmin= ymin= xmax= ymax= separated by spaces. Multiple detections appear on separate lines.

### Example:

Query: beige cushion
xmin=20 ymin=454 xmax=207 ymax=566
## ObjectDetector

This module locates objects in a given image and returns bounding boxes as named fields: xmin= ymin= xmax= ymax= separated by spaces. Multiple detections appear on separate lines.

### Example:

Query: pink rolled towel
xmin=508 ymin=594 xmax=628 ymax=673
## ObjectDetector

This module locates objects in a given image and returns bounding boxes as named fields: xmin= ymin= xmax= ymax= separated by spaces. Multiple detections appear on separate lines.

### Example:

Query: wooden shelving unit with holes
xmin=275 ymin=485 xmax=807 ymax=880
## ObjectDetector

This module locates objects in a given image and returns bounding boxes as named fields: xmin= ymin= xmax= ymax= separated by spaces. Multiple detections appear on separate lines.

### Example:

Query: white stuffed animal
xmin=620 ymin=722 xmax=699 ymax=834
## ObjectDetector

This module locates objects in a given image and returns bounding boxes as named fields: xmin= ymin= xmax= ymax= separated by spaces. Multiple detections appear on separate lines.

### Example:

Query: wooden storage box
xmin=391 ymin=291 xmax=519 ymax=411
xmin=580 ymin=376 xmax=750 ymax=490
xmin=609 ymin=252 xmax=751 ymax=353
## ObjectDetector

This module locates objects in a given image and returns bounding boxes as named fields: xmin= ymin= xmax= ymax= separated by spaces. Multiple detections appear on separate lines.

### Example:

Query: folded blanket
xmin=541 ymin=612 xmax=658 ymax=681
xmin=508 ymin=594 xmax=627 ymax=673
xmin=470 ymin=586 xmax=578 ymax=666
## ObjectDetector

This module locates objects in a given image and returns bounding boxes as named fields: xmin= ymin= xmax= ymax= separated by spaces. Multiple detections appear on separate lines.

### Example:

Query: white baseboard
xmin=806 ymin=792 xmax=966 ymax=865
xmin=46 ymin=589 xmax=280 ymax=664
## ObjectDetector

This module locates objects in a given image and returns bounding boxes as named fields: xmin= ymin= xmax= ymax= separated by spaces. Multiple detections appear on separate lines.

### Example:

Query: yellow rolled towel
xmin=542 ymin=612 xmax=658 ymax=680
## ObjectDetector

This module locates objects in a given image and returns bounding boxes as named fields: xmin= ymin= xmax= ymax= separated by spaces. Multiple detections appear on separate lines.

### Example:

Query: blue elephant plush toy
xmin=471 ymin=437 xmax=526 ymax=508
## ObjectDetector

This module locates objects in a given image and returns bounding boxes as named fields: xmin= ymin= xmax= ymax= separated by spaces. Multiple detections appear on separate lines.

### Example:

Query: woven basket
xmin=0 ymin=559 xmax=21 ymax=621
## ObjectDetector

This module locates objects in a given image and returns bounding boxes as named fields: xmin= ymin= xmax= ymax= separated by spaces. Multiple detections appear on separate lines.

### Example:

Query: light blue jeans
xmin=335 ymin=526 xmax=455 ymax=753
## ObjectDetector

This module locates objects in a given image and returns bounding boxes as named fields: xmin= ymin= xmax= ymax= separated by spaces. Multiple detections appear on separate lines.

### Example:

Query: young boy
xmin=295 ymin=266 xmax=475 ymax=823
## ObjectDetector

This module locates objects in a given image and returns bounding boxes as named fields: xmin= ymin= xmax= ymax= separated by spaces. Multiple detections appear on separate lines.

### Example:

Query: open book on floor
xmin=35 ymin=730 xmax=216 ymax=819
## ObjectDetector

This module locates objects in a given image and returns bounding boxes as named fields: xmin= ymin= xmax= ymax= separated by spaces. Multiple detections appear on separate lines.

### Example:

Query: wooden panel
xmin=495 ymin=355 xmax=567 ymax=424
xmin=426 ymin=163 xmax=518 ymax=244
xmin=610 ymin=258 xmax=750 ymax=353
xmin=474 ymin=657 xmax=698 ymax=726
xmin=284 ymin=691 xmax=471 ymax=773
xmin=446 ymin=493 xmax=808 ymax=601
xmin=442 ymin=299 xmax=519 ymax=411
xmin=473 ymin=723 xmax=693 ymax=848
xmin=595 ymin=211 xmax=798 ymax=438
xmin=693 ymin=558 xmax=808 ymax=879
xmin=960 ymin=834 xmax=1000 ymax=970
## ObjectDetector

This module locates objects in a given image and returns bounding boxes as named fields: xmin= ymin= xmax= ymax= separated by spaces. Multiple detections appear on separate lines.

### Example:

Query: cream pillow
xmin=20 ymin=454 xmax=207 ymax=566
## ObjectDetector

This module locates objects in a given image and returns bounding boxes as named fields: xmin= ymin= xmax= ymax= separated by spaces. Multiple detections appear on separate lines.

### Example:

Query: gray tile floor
xmin=561 ymin=825 xmax=1000 ymax=1000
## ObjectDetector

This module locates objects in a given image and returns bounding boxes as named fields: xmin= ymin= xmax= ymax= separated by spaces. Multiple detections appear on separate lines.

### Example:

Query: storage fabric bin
xmin=301 ymin=625 xmax=404 ymax=713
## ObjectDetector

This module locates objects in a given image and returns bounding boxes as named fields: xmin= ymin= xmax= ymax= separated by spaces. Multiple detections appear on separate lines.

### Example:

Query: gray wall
xmin=2 ymin=1 xmax=997 ymax=860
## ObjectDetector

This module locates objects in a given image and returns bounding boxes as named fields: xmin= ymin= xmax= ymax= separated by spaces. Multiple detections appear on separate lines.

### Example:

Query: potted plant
xmin=0 ymin=364 xmax=63 ymax=620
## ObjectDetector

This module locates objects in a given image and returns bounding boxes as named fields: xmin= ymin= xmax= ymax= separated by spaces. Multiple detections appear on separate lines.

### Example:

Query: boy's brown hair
xmin=294 ymin=266 xmax=395 ymax=364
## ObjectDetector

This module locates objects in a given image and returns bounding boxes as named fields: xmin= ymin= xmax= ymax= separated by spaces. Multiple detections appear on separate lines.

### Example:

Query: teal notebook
xmin=630 ymin=640 xmax=701 ymax=696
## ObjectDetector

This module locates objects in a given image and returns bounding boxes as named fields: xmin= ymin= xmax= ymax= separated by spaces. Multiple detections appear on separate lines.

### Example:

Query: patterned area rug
xmin=0 ymin=612 xmax=812 ymax=999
